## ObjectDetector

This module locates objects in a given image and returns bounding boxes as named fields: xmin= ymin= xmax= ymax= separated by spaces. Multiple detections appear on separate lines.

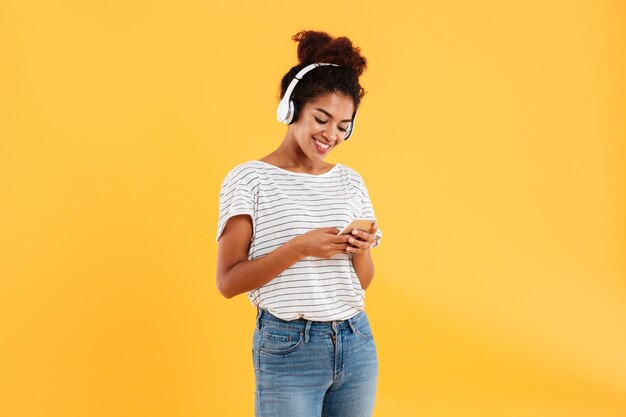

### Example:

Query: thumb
xmin=320 ymin=227 xmax=340 ymax=234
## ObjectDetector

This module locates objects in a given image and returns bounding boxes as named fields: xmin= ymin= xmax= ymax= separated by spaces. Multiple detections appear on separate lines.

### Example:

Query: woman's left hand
xmin=346 ymin=222 xmax=378 ymax=254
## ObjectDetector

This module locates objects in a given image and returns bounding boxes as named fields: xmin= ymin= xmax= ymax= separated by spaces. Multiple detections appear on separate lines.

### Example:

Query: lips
xmin=313 ymin=138 xmax=331 ymax=153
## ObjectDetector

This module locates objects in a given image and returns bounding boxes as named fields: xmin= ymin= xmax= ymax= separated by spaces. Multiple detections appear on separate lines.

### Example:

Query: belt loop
xmin=255 ymin=306 xmax=263 ymax=331
xmin=347 ymin=315 xmax=358 ymax=335
xmin=304 ymin=320 xmax=312 ymax=343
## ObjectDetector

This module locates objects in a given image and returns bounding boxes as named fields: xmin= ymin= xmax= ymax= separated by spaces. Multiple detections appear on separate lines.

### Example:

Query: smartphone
xmin=337 ymin=218 xmax=377 ymax=235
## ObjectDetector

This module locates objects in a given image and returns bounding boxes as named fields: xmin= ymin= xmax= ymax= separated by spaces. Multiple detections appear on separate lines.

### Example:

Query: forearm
xmin=352 ymin=249 xmax=375 ymax=290
xmin=218 ymin=239 xmax=303 ymax=298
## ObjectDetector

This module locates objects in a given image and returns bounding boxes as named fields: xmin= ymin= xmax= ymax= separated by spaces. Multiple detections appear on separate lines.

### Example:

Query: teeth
xmin=314 ymin=139 xmax=329 ymax=149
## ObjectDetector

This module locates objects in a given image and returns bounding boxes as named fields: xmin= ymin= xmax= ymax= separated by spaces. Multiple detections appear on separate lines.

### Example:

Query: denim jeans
xmin=252 ymin=307 xmax=378 ymax=417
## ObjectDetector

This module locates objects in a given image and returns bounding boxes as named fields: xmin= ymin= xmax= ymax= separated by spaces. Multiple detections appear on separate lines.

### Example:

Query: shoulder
xmin=337 ymin=163 xmax=365 ymax=185
xmin=223 ymin=160 xmax=258 ymax=177
xmin=221 ymin=161 xmax=260 ymax=184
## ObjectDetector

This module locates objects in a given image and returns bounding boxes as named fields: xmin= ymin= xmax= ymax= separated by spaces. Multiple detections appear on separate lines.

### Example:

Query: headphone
xmin=276 ymin=62 xmax=357 ymax=141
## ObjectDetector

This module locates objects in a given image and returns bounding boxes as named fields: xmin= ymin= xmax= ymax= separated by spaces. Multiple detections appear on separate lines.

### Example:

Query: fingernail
xmin=352 ymin=230 xmax=358 ymax=235
xmin=349 ymin=237 xmax=355 ymax=243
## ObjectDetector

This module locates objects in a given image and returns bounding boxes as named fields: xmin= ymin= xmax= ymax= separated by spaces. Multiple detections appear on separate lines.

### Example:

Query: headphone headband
xmin=276 ymin=62 xmax=357 ymax=140
xmin=281 ymin=63 xmax=338 ymax=105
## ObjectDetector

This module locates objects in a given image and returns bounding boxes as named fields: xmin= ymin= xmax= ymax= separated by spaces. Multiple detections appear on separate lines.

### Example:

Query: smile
xmin=313 ymin=138 xmax=331 ymax=153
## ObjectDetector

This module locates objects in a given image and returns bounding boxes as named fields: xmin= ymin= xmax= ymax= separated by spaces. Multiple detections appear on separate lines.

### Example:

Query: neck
xmin=270 ymin=132 xmax=324 ymax=170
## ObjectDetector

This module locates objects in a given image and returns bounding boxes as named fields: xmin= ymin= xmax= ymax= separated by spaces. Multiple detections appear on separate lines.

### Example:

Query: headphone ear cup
xmin=277 ymin=99 xmax=290 ymax=123
xmin=276 ymin=98 xmax=298 ymax=124
xmin=344 ymin=111 xmax=357 ymax=140
xmin=283 ymin=99 xmax=295 ymax=124
xmin=287 ymin=100 xmax=298 ymax=125
xmin=287 ymin=100 xmax=295 ymax=124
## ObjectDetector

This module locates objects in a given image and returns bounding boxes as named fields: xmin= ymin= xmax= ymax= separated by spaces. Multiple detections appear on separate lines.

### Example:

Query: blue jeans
xmin=252 ymin=307 xmax=378 ymax=417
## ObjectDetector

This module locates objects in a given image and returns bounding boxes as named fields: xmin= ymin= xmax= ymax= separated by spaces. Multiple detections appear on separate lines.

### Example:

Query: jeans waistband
xmin=255 ymin=307 xmax=362 ymax=342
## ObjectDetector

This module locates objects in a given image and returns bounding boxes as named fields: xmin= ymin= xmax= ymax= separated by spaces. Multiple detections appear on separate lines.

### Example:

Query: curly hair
xmin=278 ymin=30 xmax=367 ymax=122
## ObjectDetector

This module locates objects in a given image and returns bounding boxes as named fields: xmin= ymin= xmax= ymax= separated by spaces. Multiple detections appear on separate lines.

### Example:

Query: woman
xmin=215 ymin=30 xmax=383 ymax=417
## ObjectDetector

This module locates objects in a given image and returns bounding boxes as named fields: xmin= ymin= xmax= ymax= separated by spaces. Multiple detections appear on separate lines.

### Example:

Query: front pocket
xmin=353 ymin=313 xmax=374 ymax=339
xmin=354 ymin=326 xmax=374 ymax=339
xmin=260 ymin=327 xmax=305 ymax=356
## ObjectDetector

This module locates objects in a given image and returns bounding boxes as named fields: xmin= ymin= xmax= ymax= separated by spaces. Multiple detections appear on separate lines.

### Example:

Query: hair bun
xmin=292 ymin=30 xmax=367 ymax=77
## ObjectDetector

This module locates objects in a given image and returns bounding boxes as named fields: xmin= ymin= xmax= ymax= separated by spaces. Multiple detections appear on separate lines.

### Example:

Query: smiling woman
xmin=293 ymin=92 xmax=354 ymax=158
xmin=215 ymin=30 xmax=382 ymax=417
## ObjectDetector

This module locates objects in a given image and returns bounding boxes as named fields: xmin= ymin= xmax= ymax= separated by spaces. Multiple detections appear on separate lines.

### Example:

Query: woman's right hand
xmin=293 ymin=227 xmax=352 ymax=259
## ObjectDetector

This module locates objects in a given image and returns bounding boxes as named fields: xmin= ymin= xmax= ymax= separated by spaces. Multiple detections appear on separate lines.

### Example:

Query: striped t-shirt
xmin=215 ymin=160 xmax=383 ymax=321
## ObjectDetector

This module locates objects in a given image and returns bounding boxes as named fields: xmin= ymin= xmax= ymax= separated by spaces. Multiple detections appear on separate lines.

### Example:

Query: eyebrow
xmin=314 ymin=108 xmax=352 ymax=123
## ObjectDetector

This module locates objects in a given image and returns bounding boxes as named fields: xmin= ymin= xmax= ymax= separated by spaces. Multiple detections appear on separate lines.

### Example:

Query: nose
xmin=323 ymin=123 xmax=339 ymax=142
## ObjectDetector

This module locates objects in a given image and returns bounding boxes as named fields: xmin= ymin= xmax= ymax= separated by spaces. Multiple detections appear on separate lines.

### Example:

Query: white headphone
xmin=276 ymin=62 xmax=357 ymax=140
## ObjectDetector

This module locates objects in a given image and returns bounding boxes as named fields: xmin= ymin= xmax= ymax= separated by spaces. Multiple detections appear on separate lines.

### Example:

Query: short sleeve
xmin=216 ymin=164 xmax=257 ymax=242
xmin=354 ymin=173 xmax=383 ymax=249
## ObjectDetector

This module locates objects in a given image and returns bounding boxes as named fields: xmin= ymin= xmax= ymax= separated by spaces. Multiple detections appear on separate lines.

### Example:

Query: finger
xmin=322 ymin=227 xmax=341 ymax=234
xmin=369 ymin=222 xmax=378 ymax=233
xmin=332 ymin=235 xmax=352 ymax=244
xmin=351 ymin=229 xmax=374 ymax=242
xmin=347 ymin=235 xmax=368 ymax=249
xmin=346 ymin=245 xmax=365 ymax=254
xmin=336 ymin=243 xmax=350 ymax=254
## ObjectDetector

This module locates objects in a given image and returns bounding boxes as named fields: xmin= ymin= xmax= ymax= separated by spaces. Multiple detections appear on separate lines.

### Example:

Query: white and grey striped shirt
xmin=216 ymin=160 xmax=382 ymax=321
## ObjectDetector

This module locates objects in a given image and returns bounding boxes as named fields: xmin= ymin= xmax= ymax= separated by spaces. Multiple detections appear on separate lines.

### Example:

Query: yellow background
xmin=1 ymin=1 xmax=625 ymax=416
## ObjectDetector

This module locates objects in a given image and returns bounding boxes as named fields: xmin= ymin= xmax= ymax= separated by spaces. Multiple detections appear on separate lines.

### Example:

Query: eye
xmin=314 ymin=117 xmax=327 ymax=124
xmin=338 ymin=126 xmax=348 ymax=133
